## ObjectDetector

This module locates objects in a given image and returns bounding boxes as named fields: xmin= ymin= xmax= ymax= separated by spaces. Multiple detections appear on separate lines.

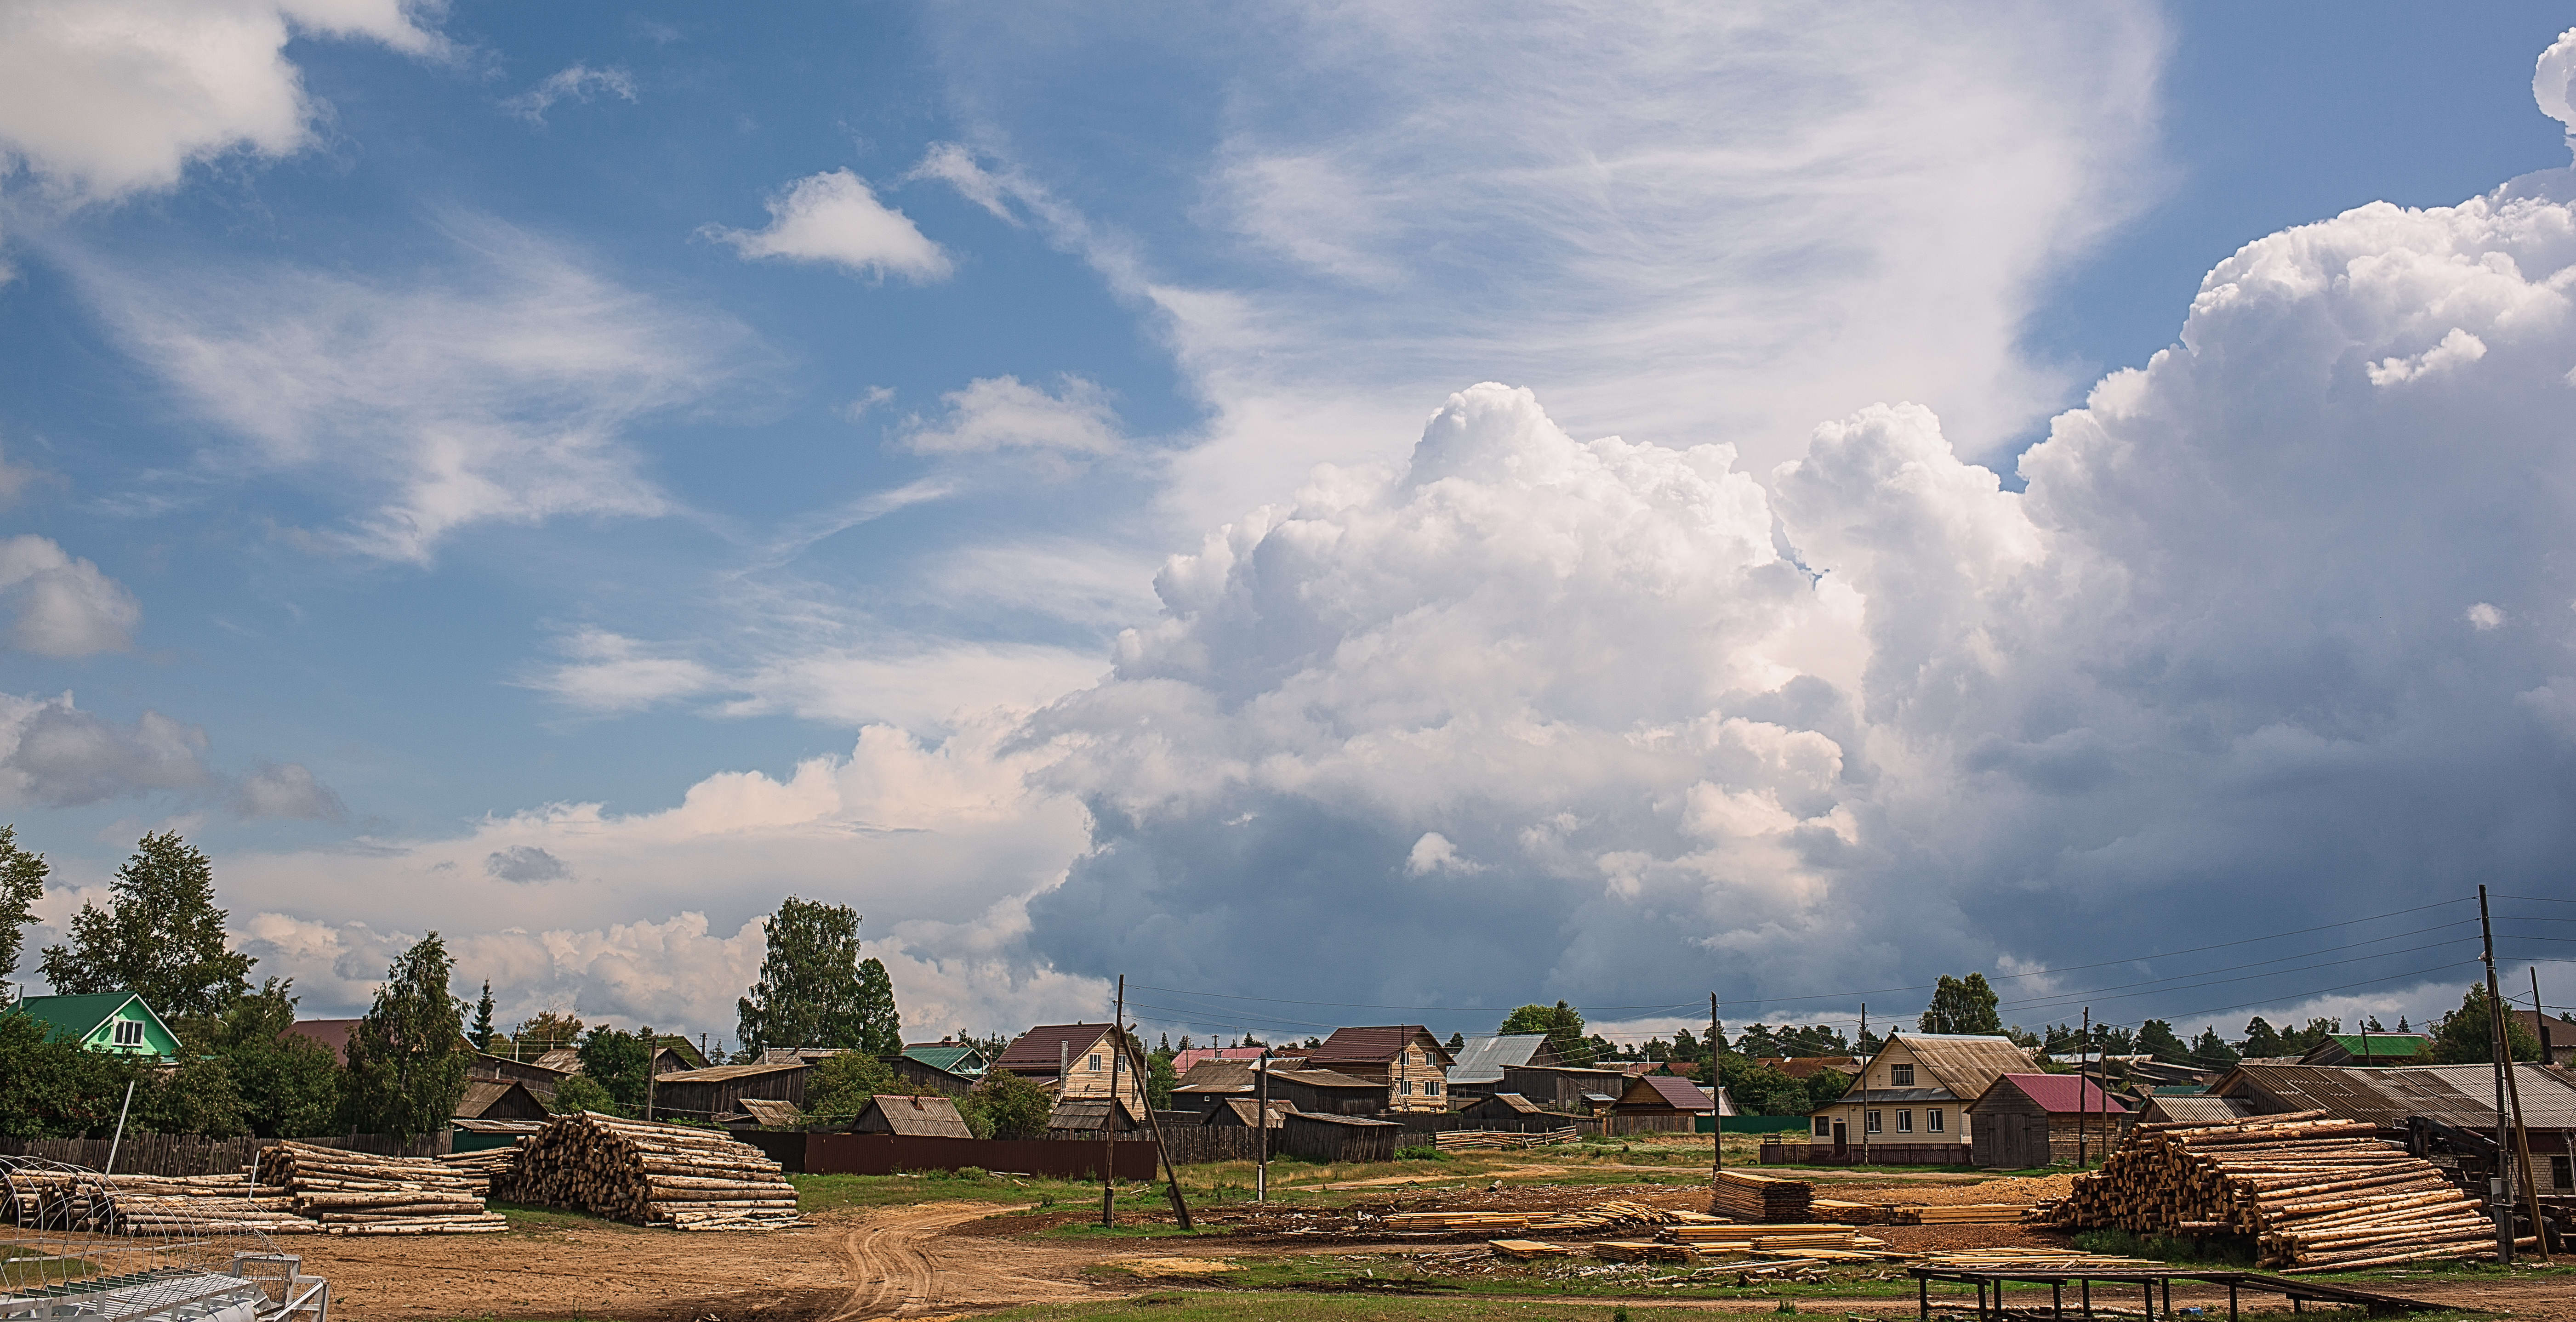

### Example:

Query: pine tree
xmin=854 ymin=956 xmax=902 ymax=1056
xmin=342 ymin=933 xmax=469 ymax=1140
xmin=0 ymin=825 xmax=46 ymax=981
xmin=2136 ymin=1019 xmax=2191 ymax=1064
xmin=469 ymin=981 xmax=497 ymax=1051
xmin=1447 ymin=1030 xmax=1465 ymax=1050
xmin=2239 ymin=1016 xmax=2287 ymax=1058
xmin=39 ymin=832 xmax=254 ymax=1019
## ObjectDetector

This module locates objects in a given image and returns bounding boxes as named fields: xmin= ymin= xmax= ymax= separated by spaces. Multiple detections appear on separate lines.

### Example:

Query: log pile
xmin=108 ymin=1171 xmax=315 ymax=1235
xmin=497 ymin=1112 xmax=803 ymax=1231
xmin=2036 ymin=1110 xmax=2495 ymax=1271
xmin=1892 ymin=1203 xmax=2030 ymax=1225
xmin=267 ymin=1141 xmax=506 ymax=1234
xmin=434 ymin=1146 xmax=524 ymax=1197
xmin=1712 ymin=1169 xmax=1812 ymax=1222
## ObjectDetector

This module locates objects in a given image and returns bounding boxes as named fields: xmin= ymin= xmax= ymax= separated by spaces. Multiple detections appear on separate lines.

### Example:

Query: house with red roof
xmin=1968 ymin=1071 xmax=2132 ymax=1168
xmin=1608 ymin=1072 xmax=1727 ymax=1134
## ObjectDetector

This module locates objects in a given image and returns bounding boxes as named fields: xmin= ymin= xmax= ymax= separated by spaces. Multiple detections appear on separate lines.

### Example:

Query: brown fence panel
xmin=804 ymin=1134 xmax=1160 ymax=1180
xmin=1154 ymin=1127 xmax=1267 ymax=1166
xmin=1604 ymin=1114 xmax=1696 ymax=1135
xmin=1756 ymin=1141 xmax=1972 ymax=1167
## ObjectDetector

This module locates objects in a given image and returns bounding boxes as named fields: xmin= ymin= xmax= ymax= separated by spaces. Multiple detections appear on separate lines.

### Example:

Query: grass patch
xmin=486 ymin=1201 xmax=641 ymax=1233
xmin=1040 ymin=1222 xmax=1230 ymax=1241
xmin=790 ymin=1171 xmax=1128 ymax=1213
xmin=2072 ymin=1228 xmax=2256 ymax=1269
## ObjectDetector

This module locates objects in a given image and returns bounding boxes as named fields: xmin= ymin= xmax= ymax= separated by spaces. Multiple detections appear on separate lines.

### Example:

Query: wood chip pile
xmin=267 ymin=1141 xmax=506 ymax=1234
xmin=496 ymin=1112 xmax=803 ymax=1231
xmin=1712 ymin=1169 xmax=1812 ymax=1222
xmin=2033 ymin=1109 xmax=2495 ymax=1271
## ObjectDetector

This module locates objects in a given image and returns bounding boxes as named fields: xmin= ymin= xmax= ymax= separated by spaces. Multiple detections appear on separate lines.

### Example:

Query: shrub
xmin=1393 ymin=1144 xmax=1445 ymax=1161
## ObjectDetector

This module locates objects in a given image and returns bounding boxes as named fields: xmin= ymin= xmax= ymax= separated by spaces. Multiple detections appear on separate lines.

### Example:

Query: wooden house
xmin=649 ymin=1060 xmax=810 ymax=1122
xmin=904 ymin=1039 xmax=990 ymax=1077
xmin=1047 ymin=1095 xmax=1147 ymax=1136
xmin=1260 ymin=1067 xmax=1389 ymax=1116
xmin=996 ymin=1023 xmax=1149 ymax=1109
xmin=889 ymin=1054 xmax=980 ymax=1095
xmin=1462 ymin=1092 xmax=1548 ymax=1123
xmin=1808 ymin=1032 xmax=2031 ymax=1152
xmin=1171 ymin=1046 xmax=1268 ymax=1074
xmin=1201 ymin=1098 xmax=1291 ymax=1129
xmin=2508 ymin=1008 xmax=2576 ymax=1067
xmin=1966 ymin=1072 xmax=2131 ymax=1168
xmin=1445 ymin=1034 xmax=1563 ymax=1100
xmin=452 ymin=1079 xmax=550 ymax=1122
xmin=470 ymin=1050 xmax=573 ymax=1098
xmin=1277 ymin=1112 xmax=1402 ymax=1163
xmin=849 ymin=1094 xmax=974 ymax=1138
xmin=9 ymin=992 xmax=182 ymax=1061
xmin=1308 ymin=1026 xmax=1455 ymax=1112
xmin=1608 ymin=1074 xmax=1716 ymax=1133
xmin=2295 ymin=1033 xmax=2434 ymax=1067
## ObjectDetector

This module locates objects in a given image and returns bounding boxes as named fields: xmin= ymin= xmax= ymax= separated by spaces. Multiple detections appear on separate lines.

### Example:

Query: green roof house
xmin=903 ymin=1040 xmax=989 ymax=1077
xmin=2297 ymin=1033 xmax=2433 ymax=1067
xmin=9 ymin=991 xmax=184 ymax=1060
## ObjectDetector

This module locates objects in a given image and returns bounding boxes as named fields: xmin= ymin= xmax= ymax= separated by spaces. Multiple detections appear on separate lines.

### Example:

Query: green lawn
xmin=484 ymin=1201 xmax=644 ymax=1233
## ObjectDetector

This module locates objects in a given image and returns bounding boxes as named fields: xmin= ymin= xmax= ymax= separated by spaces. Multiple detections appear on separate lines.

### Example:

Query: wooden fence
xmin=1757 ymin=1140 xmax=1972 ymax=1167
xmin=804 ymin=1133 xmax=1160 ymax=1180
xmin=0 ymin=1131 xmax=450 ymax=1176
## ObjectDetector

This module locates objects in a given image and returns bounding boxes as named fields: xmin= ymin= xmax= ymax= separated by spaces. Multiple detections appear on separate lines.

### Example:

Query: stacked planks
xmin=108 ymin=1171 xmax=314 ymax=1235
xmin=2039 ymin=1110 xmax=2495 ymax=1271
xmin=268 ymin=1141 xmax=506 ymax=1234
xmin=1810 ymin=1197 xmax=1892 ymax=1225
xmin=1892 ymin=1204 xmax=2030 ymax=1225
xmin=1664 ymin=1223 xmax=1892 ymax=1257
xmin=498 ymin=1112 xmax=803 ymax=1231
xmin=1382 ymin=1199 xmax=1677 ymax=1235
xmin=1712 ymin=1169 xmax=1812 ymax=1222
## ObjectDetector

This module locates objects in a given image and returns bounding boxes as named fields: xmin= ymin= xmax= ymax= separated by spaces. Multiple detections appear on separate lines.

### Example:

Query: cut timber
xmin=1591 ymin=1240 xmax=1694 ymax=1263
xmin=495 ymin=1112 xmax=805 ymax=1230
xmin=265 ymin=1141 xmax=499 ymax=1235
xmin=1489 ymin=1239 xmax=1573 ymax=1260
xmin=1712 ymin=1169 xmax=1813 ymax=1222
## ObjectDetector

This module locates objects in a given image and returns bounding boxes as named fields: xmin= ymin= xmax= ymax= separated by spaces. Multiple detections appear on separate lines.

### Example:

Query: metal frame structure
xmin=1907 ymin=1265 xmax=2439 ymax=1322
xmin=2 ymin=1157 xmax=328 ymax=1322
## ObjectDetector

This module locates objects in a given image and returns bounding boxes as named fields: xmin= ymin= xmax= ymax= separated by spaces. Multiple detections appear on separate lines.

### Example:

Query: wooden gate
xmin=1972 ymin=1112 xmax=2046 ymax=1168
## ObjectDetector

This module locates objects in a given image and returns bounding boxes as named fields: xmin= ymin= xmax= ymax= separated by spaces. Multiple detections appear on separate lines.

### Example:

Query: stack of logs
xmin=266 ymin=1141 xmax=507 ymax=1234
xmin=109 ymin=1171 xmax=313 ymax=1235
xmin=2037 ymin=1109 xmax=2503 ymax=1271
xmin=1712 ymin=1169 xmax=1812 ymax=1222
xmin=496 ymin=1112 xmax=802 ymax=1231
xmin=434 ymin=1147 xmax=523 ymax=1198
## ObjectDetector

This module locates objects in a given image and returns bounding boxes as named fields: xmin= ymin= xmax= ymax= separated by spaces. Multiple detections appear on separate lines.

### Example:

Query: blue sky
xmin=4 ymin=2 xmax=2574 ymax=1048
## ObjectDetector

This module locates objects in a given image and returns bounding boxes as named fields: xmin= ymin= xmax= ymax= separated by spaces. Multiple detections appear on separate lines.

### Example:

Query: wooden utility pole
xmin=2498 ymin=962 xmax=2548 ymax=1261
xmin=1115 ymin=1007 xmax=1196 ymax=1231
xmin=2078 ymin=1007 xmax=2091 ymax=1169
xmin=1711 ymin=994 xmax=1723 ymax=1179
xmin=1103 ymin=979 xmax=1124 ymax=1227
xmin=1255 ymin=1054 xmax=1271 ymax=1202
xmin=2479 ymin=886 xmax=2515 ymax=1264
xmin=1858 ymin=1003 xmax=1869 ymax=1166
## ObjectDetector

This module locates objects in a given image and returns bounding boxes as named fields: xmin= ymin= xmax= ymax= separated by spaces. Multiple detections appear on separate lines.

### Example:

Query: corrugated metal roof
xmin=1983 ymin=1072 xmax=2128 ymax=1116
xmin=1448 ymin=1034 xmax=1555 ymax=1083
xmin=2220 ymin=1063 xmax=2576 ymax=1129
xmin=1891 ymin=1033 xmax=2035 ymax=1102
xmin=657 ymin=1060 xmax=811 ymax=1083
xmin=903 ymin=1044 xmax=987 ymax=1074
xmin=2139 ymin=1095 xmax=2252 ymax=1125
xmin=737 ymin=1098 xmax=803 ymax=1125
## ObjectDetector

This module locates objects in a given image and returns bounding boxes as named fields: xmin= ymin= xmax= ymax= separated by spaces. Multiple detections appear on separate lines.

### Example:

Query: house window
xmin=2553 ymin=1155 xmax=2573 ymax=1190
xmin=1814 ymin=1115 xmax=1832 ymax=1136
xmin=1889 ymin=1063 xmax=1914 ymax=1087
xmin=113 ymin=1020 xmax=144 ymax=1047
xmin=1425 ymin=1080 xmax=1441 ymax=1096
xmin=1927 ymin=1109 xmax=1944 ymax=1134
xmin=1895 ymin=1109 xmax=1913 ymax=1134
xmin=1865 ymin=1110 xmax=1883 ymax=1133
xmin=1088 ymin=1053 xmax=1102 ymax=1072
xmin=1400 ymin=1080 xmax=1414 ymax=1095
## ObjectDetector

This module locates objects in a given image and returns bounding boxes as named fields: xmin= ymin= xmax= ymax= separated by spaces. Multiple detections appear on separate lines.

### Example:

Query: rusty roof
xmin=1310 ymin=1026 xmax=1455 ymax=1067
xmin=1886 ymin=1033 xmax=2035 ymax=1101
xmin=996 ymin=1023 xmax=1118 ymax=1071
xmin=1981 ymin=1072 xmax=2128 ymax=1116
xmin=856 ymin=1094 xmax=974 ymax=1138
xmin=2217 ymin=1062 xmax=2576 ymax=1129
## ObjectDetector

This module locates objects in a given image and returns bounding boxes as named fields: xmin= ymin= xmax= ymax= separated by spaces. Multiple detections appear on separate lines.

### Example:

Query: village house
xmin=1607 ymin=1074 xmax=1721 ymax=1133
xmin=995 ymin=1023 xmax=1150 ymax=1109
xmin=849 ymin=1094 xmax=974 ymax=1138
xmin=903 ymin=1038 xmax=990 ymax=1077
xmin=2211 ymin=1060 xmax=2576 ymax=1194
xmin=1444 ymin=1033 xmax=1562 ymax=1100
xmin=649 ymin=1059 xmax=811 ymax=1122
xmin=470 ymin=1050 xmax=573 ymax=1098
xmin=1307 ymin=1025 xmax=1456 ymax=1112
xmin=1199 ymin=1098 xmax=1292 ymax=1129
xmin=2510 ymin=1007 xmax=2576 ymax=1066
xmin=1966 ymin=1072 xmax=2131 ymax=1168
xmin=7 ymin=991 xmax=181 ymax=1061
xmin=1168 ymin=1058 xmax=1390 ymax=1116
xmin=1808 ymin=1031 xmax=2033 ymax=1150
xmin=2295 ymin=1033 xmax=2434 ymax=1067
xmin=451 ymin=1078 xmax=550 ymax=1123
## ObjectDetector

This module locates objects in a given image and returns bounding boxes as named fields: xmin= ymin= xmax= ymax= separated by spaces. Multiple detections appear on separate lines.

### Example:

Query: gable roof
xmin=1619 ymin=1074 xmax=1715 ymax=1110
xmin=997 ymin=1023 xmax=1117 ymax=1072
xmin=904 ymin=1044 xmax=987 ymax=1074
xmin=1211 ymin=1098 xmax=1291 ymax=1127
xmin=1174 ymin=1059 xmax=1258 ymax=1091
xmin=1265 ymin=1066 xmax=1385 ymax=1090
xmin=2216 ymin=1061 xmax=2576 ymax=1129
xmin=280 ymin=1017 xmax=363 ymax=1064
xmin=855 ymin=1094 xmax=974 ymax=1138
xmin=2138 ymin=1094 xmax=2253 ymax=1126
xmin=452 ymin=1079 xmax=547 ymax=1120
xmin=1310 ymin=1026 xmax=1454 ymax=1067
xmin=1171 ymin=1046 xmax=1268 ymax=1073
xmin=12 ymin=992 xmax=181 ymax=1056
xmin=1448 ymin=1033 xmax=1557 ymax=1083
xmin=1476 ymin=1092 xmax=1545 ymax=1115
xmin=656 ymin=1059 xmax=810 ymax=1083
xmin=1981 ymin=1072 xmax=2128 ymax=1116
xmin=533 ymin=1047 xmax=584 ymax=1073
xmin=735 ymin=1098 xmax=804 ymax=1126
xmin=2300 ymin=1033 xmax=2431 ymax=1064
xmin=1881 ymin=1033 xmax=2033 ymax=1101
xmin=1047 ymin=1095 xmax=1145 ymax=1129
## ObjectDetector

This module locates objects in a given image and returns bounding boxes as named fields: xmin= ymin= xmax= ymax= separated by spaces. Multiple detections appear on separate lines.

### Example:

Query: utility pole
xmin=2079 ymin=1008 xmax=2091 ymax=1169
xmin=1858 ymin=1003 xmax=1869 ymax=1167
xmin=2479 ymin=886 xmax=2515 ymax=1264
xmin=2498 ymin=964 xmax=2548 ymax=1262
xmin=1255 ymin=1052 xmax=1271 ymax=1202
xmin=1117 ymin=1005 xmax=1196 ymax=1231
xmin=1103 ymin=981 xmax=1125 ymax=1227
xmin=1711 ymin=993 xmax=1723 ymax=1179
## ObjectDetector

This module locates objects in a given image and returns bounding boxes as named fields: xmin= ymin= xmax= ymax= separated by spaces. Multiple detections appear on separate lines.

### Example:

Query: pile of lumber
xmin=1487 ymin=1239 xmax=1572 ymax=1259
xmin=267 ymin=1141 xmax=506 ymax=1234
xmin=1810 ymin=1197 xmax=1893 ymax=1225
xmin=498 ymin=1112 xmax=802 ymax=1231
xmin=1664 ymin=1222 xmax=1892 ymax=1258
xmin=434 ymin=1146 xmax=523 ymax=1197
xmin=108 ymin=1171 xmax=314 ymax=1235
xmin=1922 ymin=1248 xmax=2165 ymax=1271
xmin=1590 ymin=1240 xmax=1693 ymax=1263
xmin=1712 ymin=1169 xmax=1812 ymax=1222
xmin=1383 ymin=1199 xmax=1681 ymax=1235
xmin=1384 ymin=1210 xmax=1549 ymax=1231
xmin=1433 ymin=1127 xmax=1579 ymax=1151
xmin=2037 ymin=1109 xmax=2495 ymax=1271
xmin=1892 ymin=1203 xmax=2030 ymax=1225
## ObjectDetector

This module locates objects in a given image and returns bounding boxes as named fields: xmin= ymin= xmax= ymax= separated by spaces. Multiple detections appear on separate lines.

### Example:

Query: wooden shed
xmin=850 ymin=1094 xmax=975 ymax=1138
xmin=452 ymin=1078 xmax=550 ymax=1122
xmin=649 ymin=1060 xmax=811 ymax=1122
xmin=1608 ymin=1074 xmax=1715 ymax=1134
xmin=1278 ymin=1112 xmax=1402 ymax=1163
xmin=1260 ymin=1067 xmax=1389 ymax=1117
xmin=1966 ymin=1072 xmax=2130 ymax=1169
xmin=1047 ymin=1095 xmax=1147 ymax=1137
xmin=1202 ymin=1098 xmax=1291 ymax=1128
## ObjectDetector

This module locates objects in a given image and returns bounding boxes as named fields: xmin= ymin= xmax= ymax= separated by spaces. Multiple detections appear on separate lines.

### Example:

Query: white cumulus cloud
xmin=0 ymin=535 xmax=140 ymax=656
xmin=704 ymin=170 xmax=952 ymax=282
xmin=0 ymin=0 xmax=445 ymax=203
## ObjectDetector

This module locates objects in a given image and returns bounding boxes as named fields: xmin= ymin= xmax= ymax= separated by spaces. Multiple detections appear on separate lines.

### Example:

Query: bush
xmin=1393 ymin=1144 xmax=1445 ymax=1161
xmin=547 ymin=1075 xmax=623 ymax=1117
xmin=803 ymin=1051 xmax=897 ymax=1126
xmin=964 ymin=1069 xmax=1053 ymax=1140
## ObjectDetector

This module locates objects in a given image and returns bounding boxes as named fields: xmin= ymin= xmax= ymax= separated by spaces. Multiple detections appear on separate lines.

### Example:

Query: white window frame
xmin=113 ymin=1020 xmax=143 ymax=1047
xmin=1425 ymin=1079 xmax=1441 ymax=1096
xmin=1088 ymin=1053 xmax=1102 ymax=1072
xmin=1927 ymin=1108 xmax=1944 ymax=1134
xmin=1865 ymin=1109 xmax=1883 ymax=1133
xmin=1400 ymin=1079 xmax=1414 ymax=1095
xmin=1895 ymin=1108 xmax=1913 ymax=1133
xmin=1889 ymin=1063 xmax=1914 ymax=1087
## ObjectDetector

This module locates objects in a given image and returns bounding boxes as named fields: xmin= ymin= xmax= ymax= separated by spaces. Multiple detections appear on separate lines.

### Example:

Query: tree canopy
xmin=577 ymin=1024 xmax=656 ymax=1113
xmin=802 ymin=1050 xmax=899 ymax=1125
xmin=0 ymin=825 xmax=47 ymax=981
xmin=2429 ymin=983 xmax=2541 ymax=1064
xmin=342 ymin=932 xmax=469 ymax=1140
xmin=39 ymin=832 xmax=254 ymax=1019
xmin=1498 ymin=1000 xmax=1593 ymax=1066
xmin=736 ymin=897 xmax=891 ymax=1051
xmin=853 ymin=956 xmax=902 ymax=1056
xmin=1918 ymin=973 xmax=2002 ymax=1035
xmin=963 ymin=1067 xmax=1052 ymax=1140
